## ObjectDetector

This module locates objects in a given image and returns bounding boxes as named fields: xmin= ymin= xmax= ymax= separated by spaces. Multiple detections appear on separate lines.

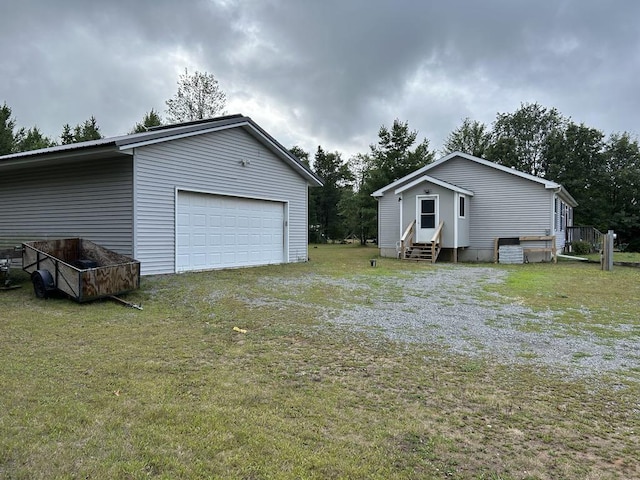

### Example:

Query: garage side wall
xmin=0 ymin=157 xmax=134 ymax=254
xmin=134 ymin=128 xmax=309 ymax=275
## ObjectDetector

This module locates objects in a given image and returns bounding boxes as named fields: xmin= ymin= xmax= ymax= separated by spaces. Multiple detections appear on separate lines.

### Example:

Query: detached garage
xmin=0 ymin=115 xmax=322 ymax=275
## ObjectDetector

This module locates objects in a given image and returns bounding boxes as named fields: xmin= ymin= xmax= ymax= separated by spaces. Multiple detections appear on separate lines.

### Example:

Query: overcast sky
xmin=1 ymin=0 xmax=639 ymax=161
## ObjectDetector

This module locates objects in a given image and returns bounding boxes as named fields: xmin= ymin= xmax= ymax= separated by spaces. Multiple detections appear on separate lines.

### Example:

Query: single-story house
xmin=372 ymin=151 xmax=578 ymax=263
xmin=0 ymin=114 xmax=322 ymax=275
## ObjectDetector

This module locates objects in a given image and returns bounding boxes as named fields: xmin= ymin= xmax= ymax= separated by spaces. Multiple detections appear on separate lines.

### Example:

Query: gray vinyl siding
xmin=0 ymin=156 xmax=133 ymax=254
xmin=134 ymin=128 xmax=309 ymax=275
xmin=428 ymin=156 xmax=553 ymax=261
xmin=377 ymin=192 xmax=401 ymax=253
xmin=457 ymin=194 xmax=470 ymax=247
xmin=402 ymin=183 xmax=455 ymax=247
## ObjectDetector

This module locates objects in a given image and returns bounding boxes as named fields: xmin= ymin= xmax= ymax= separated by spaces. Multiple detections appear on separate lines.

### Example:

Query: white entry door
xmin=416 ymin=195 xmax=439 ymax=243
xmin=176 ymin=191 xmax=285 ymax=272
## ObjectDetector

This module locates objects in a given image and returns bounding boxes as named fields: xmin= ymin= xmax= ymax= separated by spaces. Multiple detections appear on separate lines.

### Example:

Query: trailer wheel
xmin=31 ymin=270 xmax=54 ymax=299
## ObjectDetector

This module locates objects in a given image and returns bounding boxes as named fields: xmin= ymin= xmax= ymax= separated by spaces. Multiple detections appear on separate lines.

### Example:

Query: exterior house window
xmin=420 ymin=198 xmax=436 ymax=228
xmin=459 ymin=195 xmax=466 ymax=218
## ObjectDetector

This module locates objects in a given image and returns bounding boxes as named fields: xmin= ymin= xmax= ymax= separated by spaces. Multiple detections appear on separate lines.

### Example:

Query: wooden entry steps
xmin=405 ymin=243 xmax=437 ymax=262
xmin=399 ymin=220 xmax=444 ymax=264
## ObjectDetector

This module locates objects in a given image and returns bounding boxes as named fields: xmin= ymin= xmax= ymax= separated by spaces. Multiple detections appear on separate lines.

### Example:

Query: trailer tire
xmin=31 ymin=270 xmax=54 ymax=299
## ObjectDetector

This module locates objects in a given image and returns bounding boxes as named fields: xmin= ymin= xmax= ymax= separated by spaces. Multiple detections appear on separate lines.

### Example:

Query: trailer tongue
xmin=22 ymin=238 xmax=140 ymax=303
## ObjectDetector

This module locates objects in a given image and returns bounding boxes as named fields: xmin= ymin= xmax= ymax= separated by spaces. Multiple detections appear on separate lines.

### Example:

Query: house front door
xmin=416 ymin=195 xmax=439 ymax=243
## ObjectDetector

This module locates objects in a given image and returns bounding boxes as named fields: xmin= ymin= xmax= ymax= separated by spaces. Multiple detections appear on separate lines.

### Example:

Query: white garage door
xmin=176 ymin=191 xmax=285 ymax=272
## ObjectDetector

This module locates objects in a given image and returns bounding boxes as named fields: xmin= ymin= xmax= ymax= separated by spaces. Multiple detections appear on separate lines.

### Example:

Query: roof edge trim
xmin=394 ymin=175 xmax=475 ymax=196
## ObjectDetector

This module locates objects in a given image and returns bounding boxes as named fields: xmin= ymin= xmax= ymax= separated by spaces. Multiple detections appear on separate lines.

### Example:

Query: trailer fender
xmin=31 ymin=270 xmax=55 ymax=299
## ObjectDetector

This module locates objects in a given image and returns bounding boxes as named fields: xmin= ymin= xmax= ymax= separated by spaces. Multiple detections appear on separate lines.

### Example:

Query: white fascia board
xmin=394 ymin=175 xmax=474 ymax=196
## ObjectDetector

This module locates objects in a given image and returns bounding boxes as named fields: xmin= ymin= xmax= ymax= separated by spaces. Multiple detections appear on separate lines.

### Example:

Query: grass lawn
xmin=1 ymin=245 xmax=638 ymax=479
xmin=581 ymin=252 xmax=640 ymax=263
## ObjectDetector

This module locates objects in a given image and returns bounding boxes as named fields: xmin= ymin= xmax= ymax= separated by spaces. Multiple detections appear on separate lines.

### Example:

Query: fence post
xmin=601 ymin=230 xmax=614 ymax=271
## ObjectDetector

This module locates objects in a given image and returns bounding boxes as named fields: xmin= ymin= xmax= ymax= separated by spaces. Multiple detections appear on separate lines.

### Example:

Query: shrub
xmin=624 ymin=238 xmax=640 ymax=253
xmin=570 ymin=240 xmax=592 ymax=255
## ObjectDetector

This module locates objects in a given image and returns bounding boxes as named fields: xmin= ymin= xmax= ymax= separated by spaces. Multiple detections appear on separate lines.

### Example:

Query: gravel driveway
xmin=262 ymin=266 xmax=639 ymax=382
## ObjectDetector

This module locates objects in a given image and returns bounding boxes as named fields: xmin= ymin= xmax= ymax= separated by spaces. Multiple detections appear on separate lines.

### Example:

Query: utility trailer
xmin=22 ymin=238 xmax=140 ymax=302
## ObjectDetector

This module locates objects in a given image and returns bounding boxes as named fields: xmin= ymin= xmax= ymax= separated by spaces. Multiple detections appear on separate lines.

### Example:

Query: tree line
xmin=298 ymin=103 xmax=640 ymax=250
xmin=0 ymin=68 xmax=225 ymax=155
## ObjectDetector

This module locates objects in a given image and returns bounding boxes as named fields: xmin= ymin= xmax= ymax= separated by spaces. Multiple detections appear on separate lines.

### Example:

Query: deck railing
xmin=566 ymin=226 xmax=603 ymax=252
xmin=399 ymin=220 xmax=416 ymax=260
xmin=430 ymin=221 xmax=444 ymax=261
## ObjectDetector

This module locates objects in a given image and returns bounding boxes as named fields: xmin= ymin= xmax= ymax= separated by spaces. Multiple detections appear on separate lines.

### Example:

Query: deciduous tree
xmin=545 ymin=122 xmax=606 ymax=226
xmin=603 ymin=132 xmax=640 ymax=245
xmin=165 ymin=68 xmax=226 ymax=123
xmin=442 ymin=118 xmax=491 ymax=157
xmin=486 ymin=102 xmax=566 ymax=177
xmin=289 ymin=145 xmax=310 ymax=167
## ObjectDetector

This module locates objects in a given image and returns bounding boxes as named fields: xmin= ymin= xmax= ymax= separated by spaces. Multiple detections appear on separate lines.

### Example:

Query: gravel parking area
xmin=263 ymin=266 xmax=639 ymax=381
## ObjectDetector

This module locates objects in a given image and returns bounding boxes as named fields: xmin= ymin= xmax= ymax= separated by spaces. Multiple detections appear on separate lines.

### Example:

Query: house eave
xmin=394 ymin=175 xmax=475 ymax=196
xmin=0 ymin=145 xmax=126 ymax=171
xmin=555 ymin=186 xmax=578 ymax=207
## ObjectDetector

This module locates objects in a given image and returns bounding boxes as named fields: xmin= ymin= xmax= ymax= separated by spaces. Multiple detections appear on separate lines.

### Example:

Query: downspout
xmin=552 ymin=187 xmax=562 ymax=256
xmin=398 ymin=195 xmax=403 ymax=240
xmin=552 ymin=187 xmax=561 ymax=234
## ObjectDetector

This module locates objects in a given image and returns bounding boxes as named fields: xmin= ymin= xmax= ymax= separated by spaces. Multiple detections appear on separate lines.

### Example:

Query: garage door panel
xmin=177 ymin=192 xmax=285 ymax=272
xmin=192 ymin=234 xmax=206 ymax=247
xmin=177 ymin=213 xmax=190 ymax=227
xmin=223 ymin=233 xmax=235 ymax=246
xmin=209 ymin=214 xmax=222 ymax=227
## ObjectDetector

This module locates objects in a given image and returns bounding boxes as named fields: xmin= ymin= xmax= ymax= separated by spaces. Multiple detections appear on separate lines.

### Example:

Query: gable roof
xmin=0 ymin=114 xmax=323 ymax=186
xmin=372 ymin=151 xmax=577 ymax=206
xmin=394 ymin=174 xmax=474 ymax=196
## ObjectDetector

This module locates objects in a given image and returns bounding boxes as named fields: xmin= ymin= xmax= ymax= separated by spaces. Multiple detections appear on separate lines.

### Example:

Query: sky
xmin=1 ymin=0 xmax=639 ymax=162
